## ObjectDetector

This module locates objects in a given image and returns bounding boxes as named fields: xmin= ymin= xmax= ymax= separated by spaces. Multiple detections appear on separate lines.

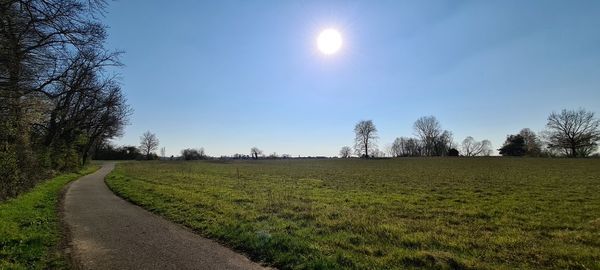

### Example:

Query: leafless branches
xmin=461 ymin=136 xmax=492 ymax=156
xmin=545 ymin=109 xmax=600 ymax=157
xmin=412 ymin=116 xmax=454 ymax=156
xmin=250 ymin=147 xmax=263 ymax=159
xmin=139 ymin=131 xmax=159 ymax=159
xmin=354 ymin=120 xmax=378 ymax=158
xmin=339 ymin=146 xmax=352 ymax=158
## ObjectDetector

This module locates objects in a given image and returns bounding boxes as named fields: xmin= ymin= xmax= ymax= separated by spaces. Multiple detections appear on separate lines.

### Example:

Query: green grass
xmin=106 ymin=158 xmax=600 ymax=269
xmin=0 ymin=165 xmax=99 ymax=270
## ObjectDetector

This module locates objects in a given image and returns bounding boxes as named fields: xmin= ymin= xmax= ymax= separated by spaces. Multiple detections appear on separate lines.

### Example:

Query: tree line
xmin=0 ymin=0 xmax=129 ymax=200
xmin=100 ymin=130 xmax=302 ymax=161
xmin=123 ymin=108 xmax=599 ymax=162
xmin=343 ymin=108 xmax=599 ymax=158
xmin=497 ymin=109 xmax=600 ymax=157
xmin=346 ymin=116 xmax=465 ymax=158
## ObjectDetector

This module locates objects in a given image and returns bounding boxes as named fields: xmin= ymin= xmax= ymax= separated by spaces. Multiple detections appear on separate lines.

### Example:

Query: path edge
xmin=103 ymin=163 xmax=275 ymax=269
xmin=58 ymin=165 xmax=102 ymax=270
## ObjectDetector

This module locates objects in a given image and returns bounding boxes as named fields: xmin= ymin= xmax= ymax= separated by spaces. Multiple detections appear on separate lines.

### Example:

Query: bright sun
xmin=317 ymin=28 xmax=342 ymax=55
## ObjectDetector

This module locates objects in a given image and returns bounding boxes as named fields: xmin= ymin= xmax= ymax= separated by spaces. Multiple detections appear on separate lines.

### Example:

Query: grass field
xmin=106 ymin=158 xmax=600 ymax=269
xmin=0 ymin=165 xmax=99 ymax=270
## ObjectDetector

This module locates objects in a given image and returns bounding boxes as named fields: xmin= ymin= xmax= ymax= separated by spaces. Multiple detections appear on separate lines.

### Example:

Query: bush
xmin=181 ymin=148 xmax=205 ymax=160
xmin=93 ymin=145 xmax=143 ymax=160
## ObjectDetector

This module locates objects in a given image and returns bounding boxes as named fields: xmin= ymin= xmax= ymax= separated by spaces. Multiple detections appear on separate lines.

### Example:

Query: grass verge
xmin=0 ymin=165 xmax=99 ymax=269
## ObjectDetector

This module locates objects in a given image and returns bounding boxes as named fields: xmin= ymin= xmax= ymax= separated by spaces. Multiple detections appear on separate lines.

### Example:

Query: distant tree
xmin=371 ymin=149 xmax=385 ymax=158
xmin=385 ymin=144 xmax=394 ymax=157
xmin=404 ymin=138 xmax=423 ymax=157
xmin=250 ymin=147 xmax=263 ymax=159
xmin=339 ymin=146 xmax=352 ymax=158
xmin=461 ymin=136 xmax=478 ymax=156
xmin=268 ymin=152 xmax=279 ymax=159
xmin=233 ymin=153 xmax=250 ymax=159
xmin=448 ymin=148 xmax=459 ymax=156
xmin=432 ymin=130 xmax=454 ymax=156
xmin=481 ymin=140 xmax=493 ymax=156
xmin=123 ymin=146 xmax=143 ymax=159
xmin=0 ymin=0 xmax=130 ymax=199
xmin=518 ymin=128 xmax=542 ymax=156
xmin=354 ymin=120 xmax=378 ymax=158
xmin=93 ymin=144 xmax=142 ymax=160
xmin=413 ymin=116 xmax=443 ymax=156
xmin=390 ymin=138 xmax=405 ymax=157
xmin=545 ymin=109 xmax=600 ymax=157
xmin=181 ymin=148 xmax=205 ymax=160
xmin=461 ymin=136 xmax=493 ymax=156
xmin=139 ymin=131 xmax=159 ymax=159
xmin=498 ymin=135 xmax=527 ymax=156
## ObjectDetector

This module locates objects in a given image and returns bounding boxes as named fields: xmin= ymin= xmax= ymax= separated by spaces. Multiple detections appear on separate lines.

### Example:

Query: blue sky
xmin=105 ymin=0 xmax=600 ymax=157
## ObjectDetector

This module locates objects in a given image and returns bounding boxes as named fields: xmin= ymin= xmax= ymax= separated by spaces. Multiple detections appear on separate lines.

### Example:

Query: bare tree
xmin=250 ymin=147 xmax=263 ymax=159
xmin=389 ymin=138 xmax=402 ymax=157
xmin=545 ymin=108 xmax=600 ymax=157
xmin=0 ymin=0 xmax=128 ymax=198
xmin=339 ymin=146 xmax=352 ymax=158
xmin=413 ymin=116 xmax=442 ymax=156
xmin=481 ymin=140 xmax=493 ymax=156
xmin=404 ymin=138 xmax=423 ymax=156
xmin=391 ymin=137 xmax=417 ymax=157
xmin=461 ymin=136 xmax=493 ymax=156
xmin=461 ymin=136 xmax=479 ymax=156
xmin=461 ymin=136 xmax=481 ymax=157
xmin=385 ymin=144 xmax=394 ymax=157
xmin=371 ymin=149 xmax=385 ymax=158
xmin=139 ymin=131 xmax=159 ymax=159
xmin=354 ymin=120 xmax=378 ymax=158
xmin=392 ymin=137 xmax=423 ymax=157
xmin=518 ymin=128 xmax=542 ymax=156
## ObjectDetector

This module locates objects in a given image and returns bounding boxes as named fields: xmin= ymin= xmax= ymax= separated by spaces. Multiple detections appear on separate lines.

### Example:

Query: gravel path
xmin=63 ymin=162 xmax=267 ymax=270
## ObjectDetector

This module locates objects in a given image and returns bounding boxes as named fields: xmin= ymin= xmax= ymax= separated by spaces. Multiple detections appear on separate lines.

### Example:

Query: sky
xmin=104 ymin=0 xmax=600 ymax=157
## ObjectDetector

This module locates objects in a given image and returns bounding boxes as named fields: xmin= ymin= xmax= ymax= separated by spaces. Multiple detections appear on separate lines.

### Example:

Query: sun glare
xmin=317 ymin=28 xmax=342 ymax=55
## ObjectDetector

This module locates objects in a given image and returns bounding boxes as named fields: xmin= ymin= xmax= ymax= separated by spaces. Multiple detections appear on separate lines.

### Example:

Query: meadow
xmin=0 ymin=166 xmax=99 ymax=269
xmin=105 ymin=158 xmax=600 ymax=269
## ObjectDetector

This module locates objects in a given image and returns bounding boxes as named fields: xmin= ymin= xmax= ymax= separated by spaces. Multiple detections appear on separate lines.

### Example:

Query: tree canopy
xmin=545 ymin=109 xmax=600 ymax=157
xmin=0 ymin=0 xmax=129 ymax=200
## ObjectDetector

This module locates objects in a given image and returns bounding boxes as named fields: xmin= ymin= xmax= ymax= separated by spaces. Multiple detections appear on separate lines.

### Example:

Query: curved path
xmin=63 ymin=163 xmax=267 ymax=270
